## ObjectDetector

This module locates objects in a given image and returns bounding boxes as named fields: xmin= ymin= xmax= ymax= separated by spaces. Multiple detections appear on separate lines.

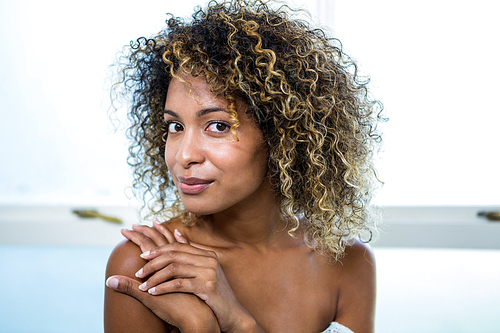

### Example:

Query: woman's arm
xmin=104 ymin=238 xmax=221 ymax=333
xmin=104 ymin=240 xmax=170 ymax=333
xmin=333 ymin=240 xmax=377 ymax=333
xmin=114 ymin=222 xmax=265 ymax=333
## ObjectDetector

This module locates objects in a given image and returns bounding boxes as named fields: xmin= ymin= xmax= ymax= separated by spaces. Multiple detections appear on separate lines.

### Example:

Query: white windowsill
xmin=0 ymin=205 xmax=499 ymax=248
xmin=374 ymin=206 xmax=500 ymax=249
xmin=0 ymin=205 xmax=139 ymax=247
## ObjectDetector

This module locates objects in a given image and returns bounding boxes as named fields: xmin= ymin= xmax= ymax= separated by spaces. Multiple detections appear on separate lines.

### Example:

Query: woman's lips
xmin=177 ymin=177 xmax=213 ymax=194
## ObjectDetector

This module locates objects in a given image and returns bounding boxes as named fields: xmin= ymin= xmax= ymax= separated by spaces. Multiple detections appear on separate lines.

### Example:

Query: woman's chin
xmin=183 ymin=204 xmax=219 ymax=217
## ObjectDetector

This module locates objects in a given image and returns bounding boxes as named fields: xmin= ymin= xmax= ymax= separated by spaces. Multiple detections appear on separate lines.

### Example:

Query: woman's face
xmin=164 ymin=75 xmax=270 ymax=216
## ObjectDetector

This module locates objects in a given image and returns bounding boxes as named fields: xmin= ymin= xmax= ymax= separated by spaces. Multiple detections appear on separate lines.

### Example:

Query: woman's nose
xmin=175 ymin=131 xmax=205 ymax=168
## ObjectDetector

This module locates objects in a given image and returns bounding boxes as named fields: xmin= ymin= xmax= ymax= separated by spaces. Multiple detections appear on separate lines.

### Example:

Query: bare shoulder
xmin=106 ymin=239 xmax=146 ymax=276
xmin=105 ymin=240 xmax=169 ymax=333
xmin=340 ymin=239 xmax=376 ymax=275
xmin=333 ymin=239 xmax=376 ymax=333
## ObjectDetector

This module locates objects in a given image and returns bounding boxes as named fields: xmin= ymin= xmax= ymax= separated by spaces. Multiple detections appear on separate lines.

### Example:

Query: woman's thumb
xmin=174 ymin=229 xmax=189 ymax=244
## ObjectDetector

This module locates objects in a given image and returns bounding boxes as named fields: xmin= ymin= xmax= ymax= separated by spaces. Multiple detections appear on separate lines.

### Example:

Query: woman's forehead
xmin=167 ymin=75 xmax=223 ymax=103
xmin=165 ymin=75 xmax=249 ymax=116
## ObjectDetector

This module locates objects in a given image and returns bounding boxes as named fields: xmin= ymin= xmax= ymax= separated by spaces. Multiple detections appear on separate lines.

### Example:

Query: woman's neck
xmin=209 ymin=204 xmax=285 ymax=247
xmin=185 ymin=176 xmax=298 ymax=251
xmin=202 ymin=180 xmax=290 ymax=249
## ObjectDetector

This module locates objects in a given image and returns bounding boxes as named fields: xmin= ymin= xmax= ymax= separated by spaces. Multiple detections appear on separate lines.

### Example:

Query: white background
xmin=0 ymin=2 xmax=499 ymax=333
xmin=332 ymin=0 xmax=500 ymax=206
xmin=0 ymin=0 xmax=499 ymax=206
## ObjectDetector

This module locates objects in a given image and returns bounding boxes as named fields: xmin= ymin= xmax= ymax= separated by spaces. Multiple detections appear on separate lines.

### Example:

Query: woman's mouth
xmin=177 ymin=177 xmax=214 ymax=194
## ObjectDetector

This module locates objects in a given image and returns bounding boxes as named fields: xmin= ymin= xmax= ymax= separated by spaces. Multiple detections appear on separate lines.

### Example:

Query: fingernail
xmin=153 ymin=220 xmax=160 ymax=225
xmin=174 ymin=229 xmax=182 ymax=236
xmin=106 ymin=277 xmax=118 ymax=289
xmin=139 ymin=282 xmax=147 ymax=291
xmin=135 ymin=268 xmax=143 ymax=278
xmin=148 ymin=287 xmax=156 ymax=294
xmin=140 ymin=251 xmax=150 ymax=258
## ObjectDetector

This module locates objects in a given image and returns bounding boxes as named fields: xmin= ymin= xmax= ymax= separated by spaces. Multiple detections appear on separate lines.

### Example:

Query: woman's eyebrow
xmin=163 ymin=108 xmax=229 ymax=117
xmin=196 ymin=107 xmax=229 ymax=117
xmin=163 ymin=109 xmax=179 ymax=117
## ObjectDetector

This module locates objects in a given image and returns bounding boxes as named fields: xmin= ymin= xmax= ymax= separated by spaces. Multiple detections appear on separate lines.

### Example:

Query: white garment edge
xmin=321 ymin=321 xmax=355 ymax=333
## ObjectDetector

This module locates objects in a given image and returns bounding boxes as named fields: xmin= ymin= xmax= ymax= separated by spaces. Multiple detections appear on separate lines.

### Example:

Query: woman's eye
xmin=206 ymin=122 xmax=230 ymax=133
xmin=167 ymin=122 xmax=183 ymax=133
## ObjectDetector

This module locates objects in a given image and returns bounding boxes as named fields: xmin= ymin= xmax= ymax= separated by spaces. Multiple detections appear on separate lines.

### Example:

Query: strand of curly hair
xmin=110 ymin=0 xmax=385 ymax=260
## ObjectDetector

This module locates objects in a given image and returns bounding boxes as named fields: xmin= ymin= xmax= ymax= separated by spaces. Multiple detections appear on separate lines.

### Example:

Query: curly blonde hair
xmin=112 ymin=0 xmax=384 ymax=259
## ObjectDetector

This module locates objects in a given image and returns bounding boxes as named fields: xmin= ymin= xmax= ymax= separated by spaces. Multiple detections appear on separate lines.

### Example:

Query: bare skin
xmin=104 ymin=75 xmax=376 ymax=333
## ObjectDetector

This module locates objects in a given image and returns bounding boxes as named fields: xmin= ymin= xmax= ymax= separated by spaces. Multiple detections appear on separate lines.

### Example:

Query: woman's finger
xmin=121 ymin=228 xmax=158 ymax=253
xmin=136 ymin=250 xmax=213 ymax=279
xmin=106 ymin=275 xmax=144 ymax=299
xmin=173 ymin=229 xmax=189 ymax=244
xmin=147 ymin=275 xmax=197 ymax=296
xmin=132 ymin=223 xmax=169 ymax=247
xmin=139 ymin=264 xmax=213 ymax=295
xmin=152 ymin=220 xmax=176 ymax=244
xmin=141 ymin=242 xmax=217 ymax=261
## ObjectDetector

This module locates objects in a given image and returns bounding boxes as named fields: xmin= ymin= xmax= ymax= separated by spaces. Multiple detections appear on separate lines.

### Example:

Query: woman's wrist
xmin=179 ymin=317 xmax=220 ymax=333
xmin=228 ymin=312 xmax=265 ymax=333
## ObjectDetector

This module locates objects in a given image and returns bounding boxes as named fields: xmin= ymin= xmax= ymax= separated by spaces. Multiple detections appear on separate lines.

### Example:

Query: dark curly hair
xmin=111 ymin=0 xmax=384 ymax=259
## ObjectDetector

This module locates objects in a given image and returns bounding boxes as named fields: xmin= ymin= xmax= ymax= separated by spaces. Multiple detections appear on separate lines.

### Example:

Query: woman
xmin=104 ymin=1 xmax=383 ymax=332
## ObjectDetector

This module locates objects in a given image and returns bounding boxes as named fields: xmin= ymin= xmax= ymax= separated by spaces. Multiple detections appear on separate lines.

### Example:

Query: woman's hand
xmin=129 ymin=224 xmax=264 ymax=333
xmin=105 ymin=221 xmax=221 ymax=333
